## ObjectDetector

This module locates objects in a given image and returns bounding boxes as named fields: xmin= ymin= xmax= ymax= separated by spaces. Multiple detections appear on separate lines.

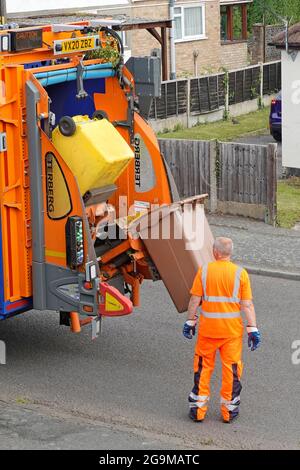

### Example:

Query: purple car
xmin=270 ymin=91 xmax=282 ymax=142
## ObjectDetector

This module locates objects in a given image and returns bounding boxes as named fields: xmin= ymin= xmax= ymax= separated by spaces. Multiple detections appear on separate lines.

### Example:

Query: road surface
xmin=0 ymin=274 xmax=299 ymax=450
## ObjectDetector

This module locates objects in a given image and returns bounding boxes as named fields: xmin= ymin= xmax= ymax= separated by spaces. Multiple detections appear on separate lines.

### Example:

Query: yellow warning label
xmin=105 ymin=293 xmax=123 ymax=312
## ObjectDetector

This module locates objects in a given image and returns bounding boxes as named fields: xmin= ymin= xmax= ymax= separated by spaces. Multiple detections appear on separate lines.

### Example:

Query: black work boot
xmin=189 ymin=409 xmax=204 ymax=423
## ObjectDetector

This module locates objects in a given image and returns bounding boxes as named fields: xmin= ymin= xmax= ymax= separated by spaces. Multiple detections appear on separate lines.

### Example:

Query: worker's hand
xmin=247 ymin=326 xmax=261 ymax=351
xmin=183 ymin=319 xmax=197 ymax=340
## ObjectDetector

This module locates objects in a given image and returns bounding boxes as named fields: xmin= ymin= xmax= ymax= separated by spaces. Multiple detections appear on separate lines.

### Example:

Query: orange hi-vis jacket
xmin=190 ymin=260 xmax=252 ymax=338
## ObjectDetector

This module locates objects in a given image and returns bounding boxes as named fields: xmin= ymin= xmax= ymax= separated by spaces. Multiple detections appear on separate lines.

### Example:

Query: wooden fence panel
xmin=159 ymin=139 xmax=277 ymax=224
xmin=217 ymin=142 xmax=269 ymax=204
xmin=229 ymin=66 xmax=261 ymax=105
xmin=263 ymin=61 xmax=281 ymax=95
xmin=190 ymin=74 xmax=225 ymax=114
xmin=150 ymin=62 xmax=281 ymax=120
xmin=149 ymin=80 xmax=187 ymax=120
xmin=159 ymin=139 xmax=211 ymax=198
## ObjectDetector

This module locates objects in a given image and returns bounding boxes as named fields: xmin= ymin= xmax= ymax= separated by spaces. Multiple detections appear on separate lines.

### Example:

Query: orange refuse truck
xmin=0 ymin=20 xmax=214 ymax=338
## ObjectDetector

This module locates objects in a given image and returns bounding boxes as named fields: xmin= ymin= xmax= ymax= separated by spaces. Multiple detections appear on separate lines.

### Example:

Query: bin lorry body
xmin=0 ymin=22 xmax=214 ymax=335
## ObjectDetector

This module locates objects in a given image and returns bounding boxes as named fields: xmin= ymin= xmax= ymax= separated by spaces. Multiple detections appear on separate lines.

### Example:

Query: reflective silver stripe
xmin=189 ymin=401 xmax=208 ymax=409
xmin=221 ymin=396 xmax=240 ymax=405
xmin=189 ymin=392 xmax=209 ymax=402
xmin=223 ymin=403 xmax=239 ymax=412
xmin=221 ymin=396 xmax=240 ymax=411
xmin=201 ymin=311 xmax=241 ymax=319
xmin=201 ymin=264 xmax=208 ymax=301
xmin=205 ymin=296 xmax=240 ymax=303
xmin=233 ymin=266 xmax=243 ymax=299
xmin=202 ymin=265 xmax=244 ymax=304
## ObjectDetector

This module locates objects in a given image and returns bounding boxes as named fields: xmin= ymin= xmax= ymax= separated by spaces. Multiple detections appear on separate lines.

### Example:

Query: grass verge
xmin=277 ymin=178 xmax=300 ymax=229
xmin=158 ymin=107 xmax=270 ymax=141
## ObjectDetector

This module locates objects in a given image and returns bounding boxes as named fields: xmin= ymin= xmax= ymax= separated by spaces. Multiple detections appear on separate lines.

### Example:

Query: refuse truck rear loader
xmin=0 ymin=21 xmax=214 ymax=338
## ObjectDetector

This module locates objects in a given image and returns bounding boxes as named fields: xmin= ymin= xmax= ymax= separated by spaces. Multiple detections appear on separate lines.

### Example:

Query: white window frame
xmin=174 ymin=3 xmax=206 ymax=43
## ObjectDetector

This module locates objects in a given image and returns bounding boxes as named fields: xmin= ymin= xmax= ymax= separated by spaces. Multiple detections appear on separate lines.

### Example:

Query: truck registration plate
xmin=54 ymin=35 xmax=99 ymax=55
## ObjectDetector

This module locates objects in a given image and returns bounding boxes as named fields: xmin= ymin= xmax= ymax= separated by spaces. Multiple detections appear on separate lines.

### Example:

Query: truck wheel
xmin=92 ymin=110 xmax=108 ymax=121
xmin=58 ymin=116 xmax=76 ymax=136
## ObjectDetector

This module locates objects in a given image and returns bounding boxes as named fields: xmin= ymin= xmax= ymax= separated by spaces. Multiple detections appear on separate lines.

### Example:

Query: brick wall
xmin=220 ymin=41 xmax=248 ymax=70
xmin=128 ymin=1 xmax=249 ymax=76
xmin=129 ymin=0 xmax=221 ymax=76
xmin=249 ymin=23 xmax=284 ymax=64
xmin=129 ymin=1 xmax=169 ymax=59
xmin=249 ymin=24 xmax=264 ymax=64
xmin=175 ymin=0 xmax=221 ymax=76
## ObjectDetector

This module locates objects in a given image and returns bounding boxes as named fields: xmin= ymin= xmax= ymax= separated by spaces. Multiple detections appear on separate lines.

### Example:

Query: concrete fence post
xmin=209 ymin=140 xmax=218 ymax=213
xmin=224 ymin=71 xmax=229 ymax=120
xmin=187 ymin=78 xmax=191 ymax=128
xmin=260 ymin=62 xmax=264 ymax=109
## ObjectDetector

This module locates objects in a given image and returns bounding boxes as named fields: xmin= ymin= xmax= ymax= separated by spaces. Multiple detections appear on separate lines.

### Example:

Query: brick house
xmin=125 ymin=0 xmax=252 ymax=77
xmin=7 ymin=0 xmax=130 ymax=16
xmin=8 ymin=0 xmax=252 ymax=77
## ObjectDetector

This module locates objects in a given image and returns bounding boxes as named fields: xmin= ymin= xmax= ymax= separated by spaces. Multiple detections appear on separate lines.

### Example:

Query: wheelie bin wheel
xmin=58 ymin=116 xmax=77 ymax=137
xmin=92 ymin=110 xmax=108 ymax=121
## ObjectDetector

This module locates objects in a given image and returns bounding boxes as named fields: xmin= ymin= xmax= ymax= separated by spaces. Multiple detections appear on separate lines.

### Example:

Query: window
xmin=174 ymin=4 xmax=206 ymax=42
xmin=220 ymin=4 xmax=248 ymax=42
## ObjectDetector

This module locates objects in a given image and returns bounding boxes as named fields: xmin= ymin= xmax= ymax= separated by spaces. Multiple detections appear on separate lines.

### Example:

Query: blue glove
xmin=247 ymin=327 xmax=261 ymax=351
xmin=183 ymin=320 xmax=197 ymax=340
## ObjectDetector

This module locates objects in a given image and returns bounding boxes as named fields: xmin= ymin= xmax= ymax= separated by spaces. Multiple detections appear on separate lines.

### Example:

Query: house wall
xmin=129 ymin=0 xmax=249 ymax=77
xmin=6 ymin=0 xmax=130 ymax=14
xmin=128 ymin=1 xmax=169 ymax=58
xmin=220 ymin=41 xmax=248 ymax=70
xmin=129 ymin=0 xmax=221 ymax=76
xmin=8 ymin=0 xmax=250 ymax=76
xmin=175 ymin=0 xmax=221 ymax=76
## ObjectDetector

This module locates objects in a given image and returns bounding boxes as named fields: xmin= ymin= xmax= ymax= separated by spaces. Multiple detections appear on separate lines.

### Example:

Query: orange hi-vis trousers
xmin=189 ymin=335 xmax=243 ymax=422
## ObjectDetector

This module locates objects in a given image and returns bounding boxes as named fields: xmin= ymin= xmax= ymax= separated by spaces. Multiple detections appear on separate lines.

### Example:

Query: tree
xmin=248 ymin=0 xmax=300 ymax=31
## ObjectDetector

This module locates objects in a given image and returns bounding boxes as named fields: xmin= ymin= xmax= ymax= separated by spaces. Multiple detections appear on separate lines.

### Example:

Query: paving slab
xmin=208 ymin=214 xmax=300 ymax=276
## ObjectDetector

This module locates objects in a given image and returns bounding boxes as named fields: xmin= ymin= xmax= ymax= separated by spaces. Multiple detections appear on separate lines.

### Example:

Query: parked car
xmin=270 ymin=91 xmax=282 ymax=142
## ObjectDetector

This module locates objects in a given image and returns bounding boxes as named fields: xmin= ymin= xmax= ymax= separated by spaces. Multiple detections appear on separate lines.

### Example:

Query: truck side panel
xmin=0 ymin=217 xmax=4 ymax=317
xmin=0 ymin=66 xmax=33 ymax=317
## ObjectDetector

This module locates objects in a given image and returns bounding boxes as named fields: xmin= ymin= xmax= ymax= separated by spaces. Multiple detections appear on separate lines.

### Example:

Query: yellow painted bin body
xmin=52 ymin=115 xmax=134 ymax=195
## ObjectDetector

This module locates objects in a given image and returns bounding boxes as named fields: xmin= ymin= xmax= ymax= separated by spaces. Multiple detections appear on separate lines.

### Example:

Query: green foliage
xmin=158 ymin=107 xmax=270 ymax=142
xmin=173 ymin=123 xmax=184 ymax=132
xmin=248 ymin=0 xmax=300 ymax=31
xmin=277 ymin=178 xmax=300 ymax=228
xmin=85 ymin=45 xmax=120 ymax=67
xmin=215 ymin=142 xmax=221 ymax=186
xmin=233 ymin=6 xmax=242 ymax=37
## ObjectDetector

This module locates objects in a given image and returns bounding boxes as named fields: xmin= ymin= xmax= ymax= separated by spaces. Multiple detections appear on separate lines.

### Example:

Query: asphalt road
xmin=234 ymin=133 xmax=279 ymax=147
xmin=0 ymin=274 xmax=299 ymax=450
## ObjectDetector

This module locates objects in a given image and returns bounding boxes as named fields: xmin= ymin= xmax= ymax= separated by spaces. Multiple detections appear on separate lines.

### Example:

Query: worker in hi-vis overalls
xmin=183 ymin=237 xmax=261 ymax=423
